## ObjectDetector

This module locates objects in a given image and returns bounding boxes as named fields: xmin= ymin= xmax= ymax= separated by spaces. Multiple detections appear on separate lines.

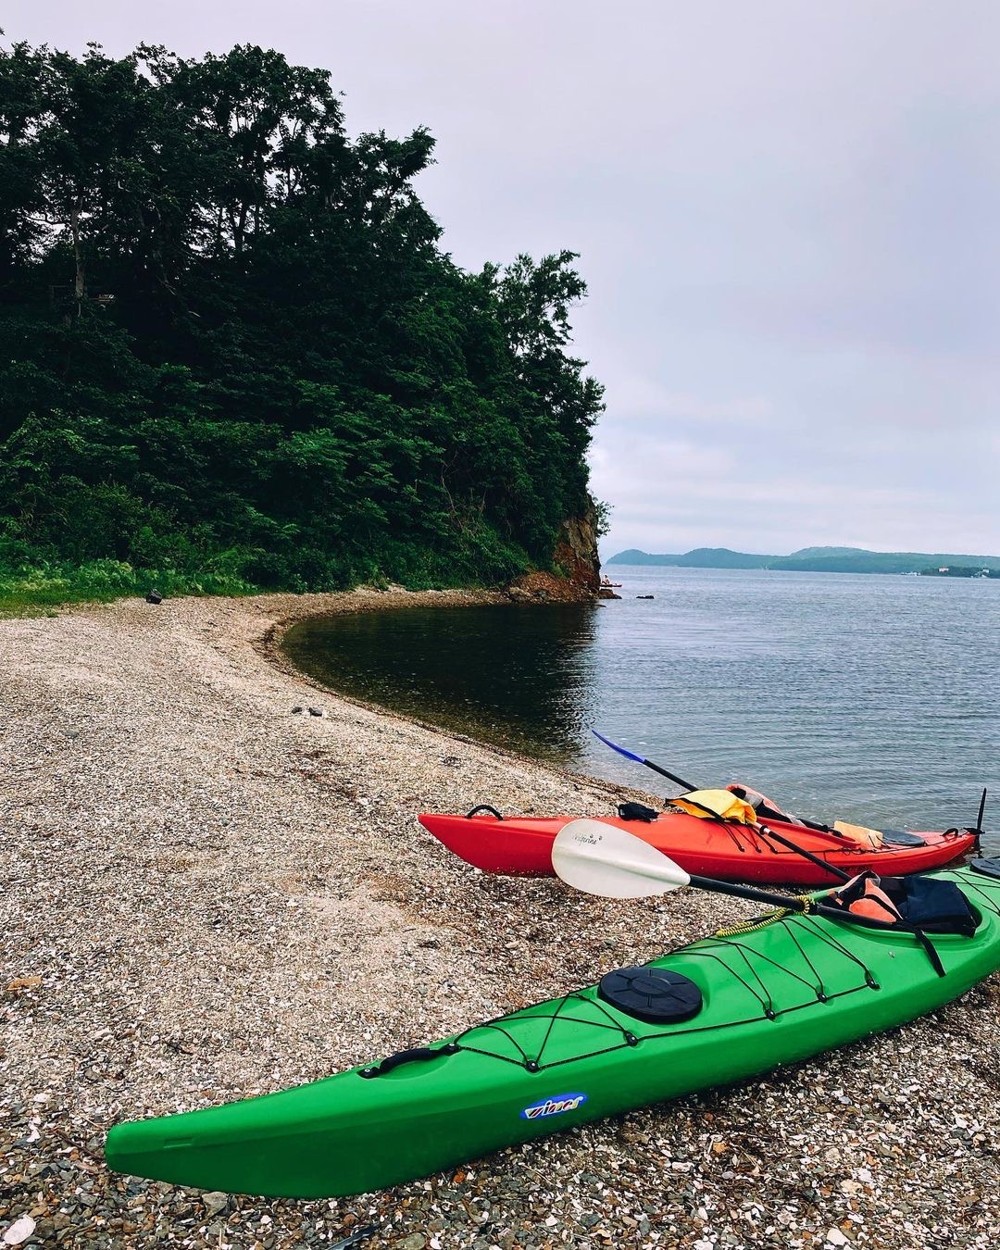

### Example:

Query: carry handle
xmin=359 ymin=1043 xmax=458 ymax=1078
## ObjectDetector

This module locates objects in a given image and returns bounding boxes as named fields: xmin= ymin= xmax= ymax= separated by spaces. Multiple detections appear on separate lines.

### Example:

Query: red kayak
xmin=417 ymin=801 xmax=977 ymax=886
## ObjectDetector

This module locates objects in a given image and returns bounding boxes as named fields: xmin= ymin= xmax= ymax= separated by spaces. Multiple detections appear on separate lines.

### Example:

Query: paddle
xmin=728 ymin=809 xmax=850 ymax=882
xmin=591 ymin=729 xmax=852 ymax=883
xmin=591 ymin=728 xmax=697 ymax=791
xmin=551 ymin=819 xmax=818 ymax=912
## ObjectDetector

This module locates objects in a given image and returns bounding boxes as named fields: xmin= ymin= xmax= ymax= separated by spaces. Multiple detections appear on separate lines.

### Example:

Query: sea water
xmin=282 ymin=566 xmax=1000 ymax=845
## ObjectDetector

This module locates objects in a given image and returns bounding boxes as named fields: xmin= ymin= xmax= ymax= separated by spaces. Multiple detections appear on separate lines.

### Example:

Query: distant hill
xmin=609 ymin=547 xmax=770 ymax=569
xmin=606 ymin=546 xmax=1000 ymax=575
xmin=787 ymin=546 xmax=871 ymax=559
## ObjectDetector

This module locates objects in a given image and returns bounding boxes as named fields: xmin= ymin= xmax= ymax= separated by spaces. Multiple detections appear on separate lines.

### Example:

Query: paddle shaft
xmin=594 ymin=729 xmax=851 ymax=879
xmin=552 ymin=820 xmax=819 ymax=909
xmin=756 ymin=823 xmax=851 ymax=882
xmin=687 ymin=872 xmax=813 ymax=912
xmin=633 ymin=756 xmax=697 ymax=792
xmin=591 ymin=730 xmax=697 ymax=790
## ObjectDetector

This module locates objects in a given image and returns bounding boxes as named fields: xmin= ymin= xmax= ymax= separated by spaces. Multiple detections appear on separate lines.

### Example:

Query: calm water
xmin=283 ymin=567 xmax=1000 ymax=845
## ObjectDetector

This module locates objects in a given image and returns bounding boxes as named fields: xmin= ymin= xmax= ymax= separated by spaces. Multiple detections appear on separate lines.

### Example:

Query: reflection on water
xmin=282 ymin=602 xmax=602 ymax=761
xmin=282 ymin=568 xmax=1000 ymax=848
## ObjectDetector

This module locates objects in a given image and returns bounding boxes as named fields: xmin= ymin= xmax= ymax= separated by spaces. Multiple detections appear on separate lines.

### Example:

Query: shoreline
xmin=2 ymin=591 xmax=998 ymax=1249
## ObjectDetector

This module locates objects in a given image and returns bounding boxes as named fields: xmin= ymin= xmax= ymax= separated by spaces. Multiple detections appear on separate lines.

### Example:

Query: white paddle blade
xmin=551 ymin=819 xmax=692 ymax=899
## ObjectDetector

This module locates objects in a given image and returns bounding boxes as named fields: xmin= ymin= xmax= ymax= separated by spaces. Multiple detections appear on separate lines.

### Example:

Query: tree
xmin=0 ymin=40 xmax=605 ymax=590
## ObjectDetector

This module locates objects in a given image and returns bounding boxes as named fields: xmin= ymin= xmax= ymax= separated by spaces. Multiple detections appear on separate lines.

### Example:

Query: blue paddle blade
xmin=591 ymin=728 xmax=646 ymax=764
xmin=590 ymin=732 xmax=698 ymax=792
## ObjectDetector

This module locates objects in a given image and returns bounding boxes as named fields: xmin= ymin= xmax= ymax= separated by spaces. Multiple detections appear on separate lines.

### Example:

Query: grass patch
xmin=0 ymin=559 xmax=258 ymax=618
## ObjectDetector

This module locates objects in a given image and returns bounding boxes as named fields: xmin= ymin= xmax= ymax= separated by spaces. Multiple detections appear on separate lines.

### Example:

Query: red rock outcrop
xmin=507 ymin=505 xmax=602 ymax=602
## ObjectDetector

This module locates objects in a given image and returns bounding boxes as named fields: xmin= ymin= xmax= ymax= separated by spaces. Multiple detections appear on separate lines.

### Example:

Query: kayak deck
xmin=105 ymin=862 xmax=1000 ymax=1199
xmin=417 ymin=810 xmax=976 ymax=884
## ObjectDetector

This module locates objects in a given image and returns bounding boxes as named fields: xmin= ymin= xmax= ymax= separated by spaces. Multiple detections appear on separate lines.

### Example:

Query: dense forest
xmin=0 ymin=40 xmax=605 ymax=600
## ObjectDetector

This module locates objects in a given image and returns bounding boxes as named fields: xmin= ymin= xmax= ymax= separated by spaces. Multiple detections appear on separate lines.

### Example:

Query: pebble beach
xmin=2 ymin=589 xmax=999 ymax=1250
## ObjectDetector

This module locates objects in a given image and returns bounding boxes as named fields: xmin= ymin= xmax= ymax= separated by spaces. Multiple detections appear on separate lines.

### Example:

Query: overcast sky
xmin=5 ymin=2 xmax=999 ymax=557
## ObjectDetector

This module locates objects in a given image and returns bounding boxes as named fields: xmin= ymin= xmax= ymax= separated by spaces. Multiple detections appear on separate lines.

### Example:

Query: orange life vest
xmin=830 ymin=872 xmax=904 ymax=924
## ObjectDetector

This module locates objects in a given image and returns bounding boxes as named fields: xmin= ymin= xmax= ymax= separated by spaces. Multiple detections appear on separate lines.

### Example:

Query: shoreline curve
xmin=1 ymin=590 xmax=997 ymax=1248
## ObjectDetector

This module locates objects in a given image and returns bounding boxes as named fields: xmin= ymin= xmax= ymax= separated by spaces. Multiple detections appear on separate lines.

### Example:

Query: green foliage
xmin=0 ymin=555 xmax=257 ymax=617
xmin=0 ymin=41 xmax=604 ymax=598
xmin=593 ymin=499 xmax=612 ymax=539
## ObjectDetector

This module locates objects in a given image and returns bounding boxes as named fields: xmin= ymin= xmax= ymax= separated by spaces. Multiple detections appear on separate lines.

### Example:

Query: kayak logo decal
xmin=520 ymin=1092 xmax=588 ymax=1120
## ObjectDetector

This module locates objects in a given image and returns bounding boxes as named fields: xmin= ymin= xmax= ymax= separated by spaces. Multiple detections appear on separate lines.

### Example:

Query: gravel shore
xmin=2 ymin=590 xmax=998 ymax=1250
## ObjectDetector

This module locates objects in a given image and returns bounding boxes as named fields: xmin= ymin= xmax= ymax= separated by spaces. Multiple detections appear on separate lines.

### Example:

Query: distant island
xmin=606 ymin=546 xmax=1000 ymax=577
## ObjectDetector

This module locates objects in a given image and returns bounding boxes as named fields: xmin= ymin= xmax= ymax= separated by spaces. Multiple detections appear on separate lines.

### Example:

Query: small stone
xmin=826 ymin=1229 xmax=849 ymax=1246
xmin=201 ymin=1192 xmax=229 ymax=1216
xmin=3 ymin=1216 xmax=36 ymax=1246
xmin=308 ymin=706 xmax=325 ymax=717
xmin=6 ymin=976 xmax=43 ymax=993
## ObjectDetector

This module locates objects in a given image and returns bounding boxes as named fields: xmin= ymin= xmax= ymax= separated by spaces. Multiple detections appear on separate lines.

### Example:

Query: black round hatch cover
xmin=598 ymin=965 xmax=703 ymax=1024
xmin=881 ymin=828 xmax=926 ymax=847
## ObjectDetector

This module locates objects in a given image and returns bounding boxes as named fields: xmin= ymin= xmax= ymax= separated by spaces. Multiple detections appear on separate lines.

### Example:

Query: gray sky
xmin=5 ymin=1 xmax=999 ymax=557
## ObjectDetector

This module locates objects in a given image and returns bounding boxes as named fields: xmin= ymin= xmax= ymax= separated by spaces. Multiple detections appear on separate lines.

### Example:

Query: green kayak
xmin=105 ymin=860 xmax=1000 ymax=1199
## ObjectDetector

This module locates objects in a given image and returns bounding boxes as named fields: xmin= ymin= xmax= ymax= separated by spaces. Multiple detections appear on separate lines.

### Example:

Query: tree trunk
xmin=70 ymin=198 xmax=85 ymax=316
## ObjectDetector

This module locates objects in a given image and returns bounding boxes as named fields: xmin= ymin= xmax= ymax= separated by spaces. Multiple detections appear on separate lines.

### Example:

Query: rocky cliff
xmin=507 ymin=506 xmax=602 ymax=602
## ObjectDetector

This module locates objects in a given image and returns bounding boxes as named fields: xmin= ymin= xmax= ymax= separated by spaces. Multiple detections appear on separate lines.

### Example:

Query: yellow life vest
xmin=671 ymin=789 xmax=758 ymax=824
xmin=832 ymin=820 xmax=884 ymax=850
